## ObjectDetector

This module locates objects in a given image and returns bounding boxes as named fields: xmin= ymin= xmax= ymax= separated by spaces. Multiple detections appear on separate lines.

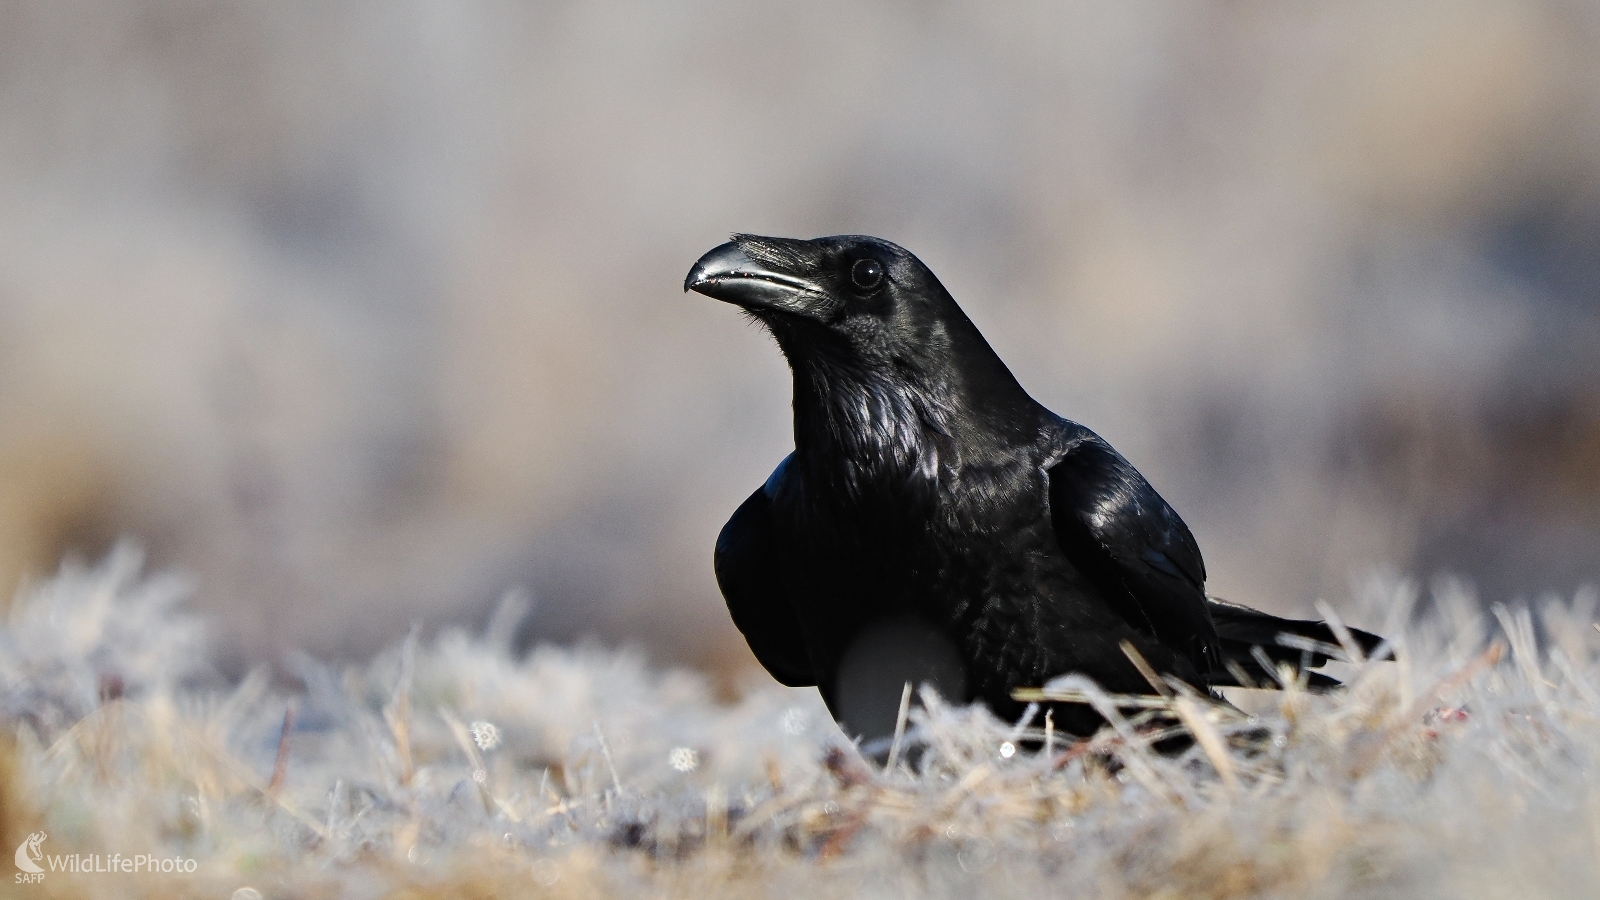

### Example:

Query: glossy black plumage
xmin=686 ymin=234 xmax=1383 ymax=743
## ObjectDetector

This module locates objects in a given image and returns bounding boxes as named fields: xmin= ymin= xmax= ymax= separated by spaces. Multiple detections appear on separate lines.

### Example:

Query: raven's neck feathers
xmin=792 ymin=362 xmax=948 ymax=499
xmin=784 ymin=316 xmax=1041 ymax=501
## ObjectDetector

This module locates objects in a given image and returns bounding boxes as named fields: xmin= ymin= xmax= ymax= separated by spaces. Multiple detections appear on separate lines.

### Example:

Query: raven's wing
xmin=714 ymin=459 xmax=815 ymax=687
xmin=1046 ymin=433 xmax=1221 ymax=675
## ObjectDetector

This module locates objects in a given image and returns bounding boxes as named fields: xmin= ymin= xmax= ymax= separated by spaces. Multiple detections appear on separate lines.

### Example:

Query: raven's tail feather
xmin=1204 ymin=597 xmax=1388 ymax=692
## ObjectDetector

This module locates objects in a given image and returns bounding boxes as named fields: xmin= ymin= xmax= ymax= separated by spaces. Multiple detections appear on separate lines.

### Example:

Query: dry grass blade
xmin=1316 ymin=599 xmax=1367 ymax=665
xmin=385 ymin=625 xmax=419 ymax=789
xmin=267 ymin=702 xmax=295 ymax=798
xmin=180 ymin=719 xmax=332 ymax=841
xmin=593 ymin=721 xmax=624 ymax=794
xmin=1172 ymin=696 xmax=1237 ymax=791
xmin=884 ymin=681 xmax=913 ymax=773
xmin=1121 ymin=640 xmax=1175 ymax=698
xmin=1275 ymin=634 xmax=1345 ymax=661
xmin=1011 ymin=687 xmax=1177 ymax=710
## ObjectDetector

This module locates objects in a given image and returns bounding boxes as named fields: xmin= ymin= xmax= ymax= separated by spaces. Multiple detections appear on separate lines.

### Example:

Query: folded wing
xmin=1047 ymin=432 xmax=1221 ymax=678
xmin=713 ymin=461 xmax=815 ymax=687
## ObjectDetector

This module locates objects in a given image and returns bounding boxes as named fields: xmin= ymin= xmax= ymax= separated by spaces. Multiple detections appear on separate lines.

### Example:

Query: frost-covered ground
xmin=4 ymin=546 xmax=1600 ymax=899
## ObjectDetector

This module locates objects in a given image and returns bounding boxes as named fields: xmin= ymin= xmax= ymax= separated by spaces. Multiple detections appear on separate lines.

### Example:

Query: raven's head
xmin=687 ymin=234 xmax=1039 ymax=470
xmin=685 ymin=234 xmax=984 ymax=375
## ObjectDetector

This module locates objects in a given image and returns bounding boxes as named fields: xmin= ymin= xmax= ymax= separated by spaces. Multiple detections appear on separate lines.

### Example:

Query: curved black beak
xmin=684 ymin=239 xmax=834 ymax=320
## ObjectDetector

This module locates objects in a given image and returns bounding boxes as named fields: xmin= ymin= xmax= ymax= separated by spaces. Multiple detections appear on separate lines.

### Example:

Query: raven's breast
xmin=772 ymin=462 xmax=1095 ymax=739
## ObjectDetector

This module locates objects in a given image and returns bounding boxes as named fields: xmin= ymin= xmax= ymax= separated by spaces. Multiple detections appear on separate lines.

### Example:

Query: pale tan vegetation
xmin=4 ymin=548 xmax=1598 ymax=898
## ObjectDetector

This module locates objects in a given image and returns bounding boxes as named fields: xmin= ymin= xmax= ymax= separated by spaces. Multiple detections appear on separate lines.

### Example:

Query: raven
xmin=686 ymin=234 xmax=1382 ymax=743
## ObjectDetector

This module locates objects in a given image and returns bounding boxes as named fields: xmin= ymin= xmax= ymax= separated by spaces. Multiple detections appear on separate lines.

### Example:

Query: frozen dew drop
xmin=999 ymin=741 xmax=1016 ymax=759
xmin=470 ymin=720 xmax=502 ymax=751
xmin=668 ymin=746 xmax=699 ymax=772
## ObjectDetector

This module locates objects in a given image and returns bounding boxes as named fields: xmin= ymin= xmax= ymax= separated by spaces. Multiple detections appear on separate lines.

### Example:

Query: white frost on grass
xmin=0 ymin=544 xmax=204 ymax=732
xmin=3 ymin=547 xmax=1600 ymax=899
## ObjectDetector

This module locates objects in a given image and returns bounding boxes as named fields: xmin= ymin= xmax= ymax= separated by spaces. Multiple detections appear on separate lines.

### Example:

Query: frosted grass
xmin=4 ymin=545 xmax=1600 ymax=899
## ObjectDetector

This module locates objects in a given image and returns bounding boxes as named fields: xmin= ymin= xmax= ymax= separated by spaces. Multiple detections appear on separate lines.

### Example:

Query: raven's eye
xmin=851 ymin=258 xmax=884 ymax=290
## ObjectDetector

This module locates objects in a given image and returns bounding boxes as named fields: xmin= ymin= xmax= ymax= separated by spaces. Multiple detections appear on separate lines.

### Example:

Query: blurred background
xmin=2 ymin=0 xmax=1597 ymax=682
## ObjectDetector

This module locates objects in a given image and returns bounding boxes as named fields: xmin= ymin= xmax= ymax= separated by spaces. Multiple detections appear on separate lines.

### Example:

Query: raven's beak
xmin=684 ymin=240 xmax=833 ymax=320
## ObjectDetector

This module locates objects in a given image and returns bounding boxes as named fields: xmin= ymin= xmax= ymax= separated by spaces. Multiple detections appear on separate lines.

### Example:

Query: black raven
xmin=686 ymin=234 xmax=1383 ymax=743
